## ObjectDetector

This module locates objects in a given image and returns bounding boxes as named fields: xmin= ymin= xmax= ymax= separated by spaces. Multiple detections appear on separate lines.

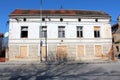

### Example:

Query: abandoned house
xmin=8 ymin=9 xmax=112 ymax=61
xmin=112 ymin=16 xmax=120 ymax=58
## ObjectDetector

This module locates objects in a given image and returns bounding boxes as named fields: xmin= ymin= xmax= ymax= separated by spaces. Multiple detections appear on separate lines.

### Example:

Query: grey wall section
xmin=9 ymin=45 xmax=19 ymax=58
xmin=103 ymin=44 xmax=111 ymax=54
xmin=29 ymin=45 xmax=38 ymax=57
xmin=9 ymin=42 xmax=112 ymax=61
xmin=85 ymin=45 xmax=94 ymax=56
xmin=48 ymin=44 xmax=57 ymax=61
xmin=67 ymin=44 xmax=76 ymax=60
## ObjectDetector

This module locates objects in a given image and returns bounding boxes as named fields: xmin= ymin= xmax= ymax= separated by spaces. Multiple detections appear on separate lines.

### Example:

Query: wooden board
xmin=95 ymin=45 xmax=102 ymax=57
xmin=77 ymin=45 xmax=84 ymax=57
xmin=57 ymin=46 xmax=67 ymax=60
xmin=20 ymin=46 xmax=27 ymax=58
xmin=42 ymin=46 xmax=46 ymax=61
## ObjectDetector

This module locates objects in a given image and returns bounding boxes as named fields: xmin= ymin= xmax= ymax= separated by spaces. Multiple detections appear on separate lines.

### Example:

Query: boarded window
xmin=77 ymin=45 xmax=84 ymax=57
xmin=95 ymin=45 xmax=102 ymax=57
xmin=42 ymin=46 xmax=47 ymax=61
xmin=57 ymin=46 xmax=67 ymax=60
xmin=20 ymin=46 xmax=27 ymax=57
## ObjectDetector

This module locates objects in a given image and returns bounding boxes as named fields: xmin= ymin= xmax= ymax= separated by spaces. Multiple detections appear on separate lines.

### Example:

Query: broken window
xmin=58 ymin=26 xmax=65 ymax=38
xmin=94 ymin=26 xmax=100 ymax=38
xmin=77 ymin=26 xmax=83 ymax=38
xmin=40 ymin=26 xmax=47 ymax=38
xmin=21 ymin=26 xmax=28 ymax=38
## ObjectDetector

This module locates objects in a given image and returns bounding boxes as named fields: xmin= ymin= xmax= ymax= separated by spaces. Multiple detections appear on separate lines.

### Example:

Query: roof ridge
xmin=9 ymin=9 xmax=111 ymax=18
xmin=15 ymin=9 xmax=103 ymax=12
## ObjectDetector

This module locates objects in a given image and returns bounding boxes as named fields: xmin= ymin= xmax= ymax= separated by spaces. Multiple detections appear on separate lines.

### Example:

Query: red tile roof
xmin=9 ymin=9 xmax=110 ymax=18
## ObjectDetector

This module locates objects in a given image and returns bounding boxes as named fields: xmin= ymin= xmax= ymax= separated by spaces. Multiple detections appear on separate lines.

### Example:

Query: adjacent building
xmin=8 ymin=9 xmax=112 ymax=61
xmin=0 ymin=33 xmax=3 ymax=54
xmin=112 ymin=16 xmax=120 ymax=58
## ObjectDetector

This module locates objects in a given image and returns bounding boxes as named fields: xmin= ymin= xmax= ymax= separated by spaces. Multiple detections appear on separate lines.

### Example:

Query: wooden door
xmin=20 ymin=46 xmax=27 ymax=58
xmin=57 ymin=46 xmax=67 ymax=60
xmin=95 ymin=45 xmax=102 ymax=57
xmin=42 ymin=46 xmax=46 ymax=61
xmin=77 ymin=45 xmax=84 ymax=57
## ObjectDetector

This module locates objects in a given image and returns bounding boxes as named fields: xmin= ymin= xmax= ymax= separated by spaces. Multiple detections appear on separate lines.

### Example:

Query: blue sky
xmin=0 ymin=0 xmax=120 ymax=34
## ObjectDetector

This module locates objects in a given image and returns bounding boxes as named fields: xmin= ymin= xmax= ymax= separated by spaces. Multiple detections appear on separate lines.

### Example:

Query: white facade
xmin=8 ymin=9 xmax=112 ymax=61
